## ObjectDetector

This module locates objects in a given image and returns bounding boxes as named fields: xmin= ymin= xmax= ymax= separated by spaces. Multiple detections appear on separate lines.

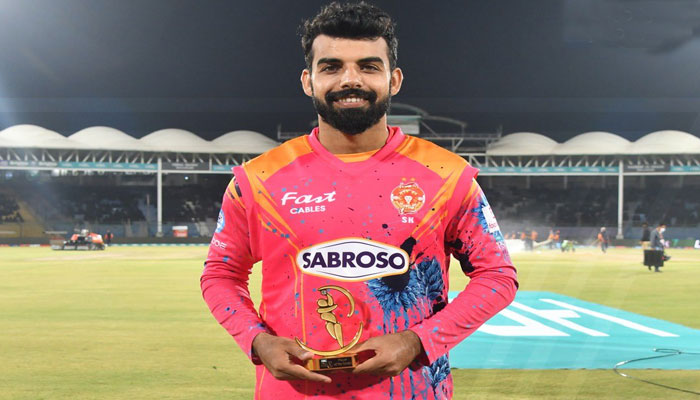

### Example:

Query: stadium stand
xmin=0 ymin=172 xmax=231 ymax=237
xmin=481 ymin=175 xmax=700 ymax=240
xmin=2 ymin=125 xmax=700 ymax=241
xmin=0 ymin=192 xmax=23 ymax=223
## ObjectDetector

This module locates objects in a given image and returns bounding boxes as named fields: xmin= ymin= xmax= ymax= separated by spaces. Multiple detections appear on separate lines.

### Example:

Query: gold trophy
xmin=295 ymin=285 xmax=363 ymax=371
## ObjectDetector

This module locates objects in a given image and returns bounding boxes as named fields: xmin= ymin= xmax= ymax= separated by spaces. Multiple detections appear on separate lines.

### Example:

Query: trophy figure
xmin=295 ymin=285 xmax=363 ymax=371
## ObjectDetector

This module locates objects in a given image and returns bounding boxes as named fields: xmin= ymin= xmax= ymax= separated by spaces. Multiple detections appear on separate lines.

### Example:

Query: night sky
xmin=2 ymin=0 xmax=700 ymax=142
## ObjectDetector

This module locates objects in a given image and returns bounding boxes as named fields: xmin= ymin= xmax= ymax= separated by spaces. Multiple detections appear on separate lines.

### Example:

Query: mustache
xmin=325 ymin=88 xmax=378 ymax=103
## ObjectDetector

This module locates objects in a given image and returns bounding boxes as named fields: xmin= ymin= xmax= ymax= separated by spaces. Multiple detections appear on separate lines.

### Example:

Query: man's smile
xmin=334 ymin=97 xmax=369 ymax=107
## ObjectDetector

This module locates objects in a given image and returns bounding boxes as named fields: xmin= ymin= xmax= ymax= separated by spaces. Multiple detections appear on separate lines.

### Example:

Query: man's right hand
xmin=251 ymin=332 xmax=332 ymax=383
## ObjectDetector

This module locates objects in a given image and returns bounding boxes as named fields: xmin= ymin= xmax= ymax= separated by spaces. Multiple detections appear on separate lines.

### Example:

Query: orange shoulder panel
xmin=394 ymin=135 xmax=469 ymax=179
xmin=242 ymin=136 xmax=313 ymax=182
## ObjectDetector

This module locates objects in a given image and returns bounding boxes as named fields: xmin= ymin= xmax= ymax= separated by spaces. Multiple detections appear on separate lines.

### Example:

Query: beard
xmin=312 ymin=87 xmax=391 ymax=135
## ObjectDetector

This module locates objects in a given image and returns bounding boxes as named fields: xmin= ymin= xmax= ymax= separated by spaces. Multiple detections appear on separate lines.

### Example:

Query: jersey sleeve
xmin=200 ymin=174 xmax=268 ymax=362
xmin=409 ymin=176 xmax=518 ymax=365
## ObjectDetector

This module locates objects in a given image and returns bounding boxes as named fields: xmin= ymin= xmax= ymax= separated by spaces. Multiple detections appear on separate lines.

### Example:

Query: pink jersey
xmin=201 ymin=127 xmax=517 ymax=399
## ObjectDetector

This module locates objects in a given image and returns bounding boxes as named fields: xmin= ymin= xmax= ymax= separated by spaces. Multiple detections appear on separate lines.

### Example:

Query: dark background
xmin=2 ymin=0 xmax=700 ymax=141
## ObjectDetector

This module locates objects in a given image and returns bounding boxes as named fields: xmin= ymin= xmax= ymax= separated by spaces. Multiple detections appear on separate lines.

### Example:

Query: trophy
xmin=295 ymin=285 xmax=364 ymax=371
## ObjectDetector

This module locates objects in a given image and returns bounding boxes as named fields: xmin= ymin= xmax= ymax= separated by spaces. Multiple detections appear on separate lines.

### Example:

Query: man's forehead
xmin=311 ymin=34 xmax=389 ymax=64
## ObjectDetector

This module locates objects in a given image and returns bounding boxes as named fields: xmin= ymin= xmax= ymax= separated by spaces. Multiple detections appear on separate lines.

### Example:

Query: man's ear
xmin=301 ymin=69 xmax=313 ymax=97
xmin=389 ymin=67 xmax=404 ymax=96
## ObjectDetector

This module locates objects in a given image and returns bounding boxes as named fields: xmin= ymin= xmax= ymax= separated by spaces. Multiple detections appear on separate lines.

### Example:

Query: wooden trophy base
xmin=304 ymin=353 xmax=358 ymax=371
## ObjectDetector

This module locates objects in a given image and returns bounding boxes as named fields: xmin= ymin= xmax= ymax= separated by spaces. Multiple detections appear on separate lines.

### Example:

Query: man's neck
xmin=317 ymin=117 xmax=389 ymax=154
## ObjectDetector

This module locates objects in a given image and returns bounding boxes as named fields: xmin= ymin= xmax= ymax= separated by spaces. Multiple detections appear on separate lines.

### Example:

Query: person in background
xmin=597 ymin=227 xmax=609 ymax=253
xmin=561 ymin=237 xmax=575 ymax=252
xmin=547 ymin=229 xmax=556 ymax=249
xmin=104 ymin=230 xmax=113 ymax=246
xmin=647 ymin=222 xmax=669 ymax=272
xmin=522 ymin=229 xmax=532 ymax=251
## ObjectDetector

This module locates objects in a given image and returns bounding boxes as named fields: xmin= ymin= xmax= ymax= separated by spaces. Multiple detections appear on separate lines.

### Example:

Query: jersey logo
xmin=281 ymin=191 xmax=335 ymax=214
xmin=390 ymin=182 xmax=425 ymax=214
xmin=297 ymin=238 xmax=409 ymax=282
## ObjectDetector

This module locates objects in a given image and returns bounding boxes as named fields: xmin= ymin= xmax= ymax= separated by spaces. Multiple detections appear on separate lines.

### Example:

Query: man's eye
xmin=321 ymin=65 xmax=339 ymax=72
xmin=362 ymin=65 xmax=379 ymax=71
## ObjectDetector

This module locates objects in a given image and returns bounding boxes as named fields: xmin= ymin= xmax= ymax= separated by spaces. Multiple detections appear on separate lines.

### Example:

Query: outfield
xmin=1 ymin=246 xmax=698 ymax=399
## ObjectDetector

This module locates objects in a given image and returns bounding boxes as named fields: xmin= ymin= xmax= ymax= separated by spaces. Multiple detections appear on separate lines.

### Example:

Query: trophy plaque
xmin=295 ymin=285 xmax=363 ymax=371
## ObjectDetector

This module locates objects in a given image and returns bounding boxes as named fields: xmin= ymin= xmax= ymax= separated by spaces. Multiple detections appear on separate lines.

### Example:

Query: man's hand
xmin=252 ymin=332 xmax=332 ymax=383
xmin=352 ymin=330 xmax=423 ymax=376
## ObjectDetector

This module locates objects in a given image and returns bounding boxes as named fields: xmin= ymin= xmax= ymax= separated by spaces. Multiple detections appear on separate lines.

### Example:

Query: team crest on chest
xmin=390 ymin=181 xmax=426 ymax=215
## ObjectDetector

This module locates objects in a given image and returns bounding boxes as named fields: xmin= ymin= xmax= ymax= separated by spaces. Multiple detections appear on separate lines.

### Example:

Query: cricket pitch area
xmin=1 ymin=245 xmax=699 ymax=399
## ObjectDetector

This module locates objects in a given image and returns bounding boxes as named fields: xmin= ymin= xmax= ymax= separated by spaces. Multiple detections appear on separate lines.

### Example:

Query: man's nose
xmin=340 ymin=67 xmax=362 ymax=89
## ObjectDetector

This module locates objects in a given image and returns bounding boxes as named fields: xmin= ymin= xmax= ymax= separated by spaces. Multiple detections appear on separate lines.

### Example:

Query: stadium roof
xmin=140 ymin=129 xmax=220 ymax=153
xmin=627 ymin=130 xmax=700 ymax=155
xmin=485 ymin=132 xmax=558 ymax=156
xmin=3 ymin=124 xmax=700 ymax=156
xmin=553 ymin=131 xmax=631 ymax=155
xmin=0 ymin=125 xmax=278 ymax=154
xmin=70 ymin=126 xmax=156 ymax=151
xmin=486 ymin=130 xmax=700 ymax=156
xmin=0 ymin=124 xmax=91 ymax=149
xmin=211 ymin=130 xmax=281 ymax=154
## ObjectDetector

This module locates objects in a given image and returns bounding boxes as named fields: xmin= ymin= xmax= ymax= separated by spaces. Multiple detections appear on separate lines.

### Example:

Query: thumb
xmin=287 ymin=342 xmax=314 ymax=361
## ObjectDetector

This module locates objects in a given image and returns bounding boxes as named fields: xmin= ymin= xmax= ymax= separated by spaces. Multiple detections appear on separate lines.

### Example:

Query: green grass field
xmin=1 ymin=246 xmax=699 ymax=399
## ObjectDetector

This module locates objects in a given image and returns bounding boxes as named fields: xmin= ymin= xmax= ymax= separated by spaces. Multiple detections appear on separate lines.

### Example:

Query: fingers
xmin=350 ymin=336 xmax=378 ymax=354
xmin=282 ymin=364 xmax=333 ymax=383
xmin=352 ymin=354 xmax=384 ymax=375
xmin=352 ymin=332 xmax=421 ymax=376
xmin=285 ymin=344 xmax=314 ymax=362
xmin=265 ymin=358 xmax=331 ymax=383
xmin=255 ymin=335 xmax=332 ymax=383
xmin=352 ymin=338 xmax=389 ymax=375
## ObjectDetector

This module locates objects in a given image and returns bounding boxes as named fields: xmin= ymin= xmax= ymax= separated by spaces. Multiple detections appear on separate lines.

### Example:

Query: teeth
xmin=338 ymin=97 xmax=364 ymax=103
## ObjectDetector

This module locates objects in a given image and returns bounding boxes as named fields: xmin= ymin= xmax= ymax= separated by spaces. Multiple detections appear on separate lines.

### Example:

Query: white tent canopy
xmin=0 ymin=124 xmax=91 ymax=149
xmin=211 ymin=130 xmax=279 ymax=154
xmin=553 ymin=131 xmax=631 ymax=155
xmin=0 ymin=125 xmax=281 ymax=154
xmin=627 ymin=130 xmax=700 ymax=154
xmin=69 ymin=126 xmax=156 ymax=151
xmin=486 ymin=132 xmax=558 ymax=155
xmin=3 ymin=124 xmax=700 ymax=156
xmin=487 ymin=129 xmax=700 ymax=155
xmin=139 ymin=129 xmax=222 ymax=153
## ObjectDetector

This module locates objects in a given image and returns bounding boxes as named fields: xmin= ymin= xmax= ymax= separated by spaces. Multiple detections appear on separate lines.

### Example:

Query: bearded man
xmin=201 ymin=3 xmax=518 ymax=399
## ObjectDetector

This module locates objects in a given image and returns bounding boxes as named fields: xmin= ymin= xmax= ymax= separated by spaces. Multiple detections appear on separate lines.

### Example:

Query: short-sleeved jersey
xmin=202 ymin=127 xmax=517 ymax=400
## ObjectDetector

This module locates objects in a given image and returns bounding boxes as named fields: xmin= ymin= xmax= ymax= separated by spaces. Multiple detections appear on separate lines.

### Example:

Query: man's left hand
xmin=351 ymin=330 xmax=423 ymax=376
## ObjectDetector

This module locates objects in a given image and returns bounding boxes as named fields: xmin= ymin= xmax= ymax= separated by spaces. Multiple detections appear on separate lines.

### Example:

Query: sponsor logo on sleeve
xmin=211 ymin=237 xmax=227 ymax=250
xmin=482 ymin=204 xmax=500 ymax=233
xmin=296 ymin=238 xmax=409 ymax=281
xmin=215 ymin=210 xmax=225 ymax=233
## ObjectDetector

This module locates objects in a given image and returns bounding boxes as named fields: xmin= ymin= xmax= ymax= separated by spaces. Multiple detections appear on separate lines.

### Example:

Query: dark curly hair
xmin=299 ymin=2 xmax=398 ymax=71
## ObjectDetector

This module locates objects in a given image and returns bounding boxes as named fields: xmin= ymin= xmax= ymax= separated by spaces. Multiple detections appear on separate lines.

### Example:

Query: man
xmin=200 ymin=3 xmax=518 ymax=399
xmin=646 ymin=222 xmax=668 ymax=272
xmin=597 ymin=227 xmax=609 ymax=253
xmin=522 ymin=229 xmax=532 ymax=251
xmin=104 ymin=230 xmax=113 ymax=246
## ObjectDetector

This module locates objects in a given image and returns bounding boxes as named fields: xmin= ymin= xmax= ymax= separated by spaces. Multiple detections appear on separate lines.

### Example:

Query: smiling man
xmin=201 ymin=2 xmax=518 ymax=399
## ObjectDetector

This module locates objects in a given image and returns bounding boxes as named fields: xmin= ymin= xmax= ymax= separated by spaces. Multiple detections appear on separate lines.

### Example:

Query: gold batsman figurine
xmin=295 ymin=285 xmax=363 ymax=371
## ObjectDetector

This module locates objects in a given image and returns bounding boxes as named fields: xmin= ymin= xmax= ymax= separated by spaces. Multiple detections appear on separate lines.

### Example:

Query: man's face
xmin=301 ymin=35 xmax=403 ymax=135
